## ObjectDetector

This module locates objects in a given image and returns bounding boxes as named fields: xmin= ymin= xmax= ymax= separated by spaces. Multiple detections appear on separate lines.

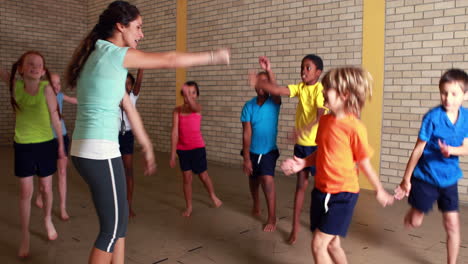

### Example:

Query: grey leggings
xmin=72 ymin=156 xmax=128 ymax=252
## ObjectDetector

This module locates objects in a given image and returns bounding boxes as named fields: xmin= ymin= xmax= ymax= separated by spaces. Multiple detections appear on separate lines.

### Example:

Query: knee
xmin=443 ymin=214 xmax=459 ymax=234
xmin=20 ymin=188 xmax=33 ymax=200
xmin=327 ymin=239 xmax=341 ymax=254
xmin=311 ymin=238 xmax=326 ymax=255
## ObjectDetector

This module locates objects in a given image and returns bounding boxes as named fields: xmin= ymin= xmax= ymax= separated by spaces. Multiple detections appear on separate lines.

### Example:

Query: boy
xmin=254 ymin=55 xmax=327 ymax=243
xmin=281 ymin=67 xmax=394 ymax=263
xmin=242 ymin=64 xmax=281 ymax=232
xmin=395 ymin=69 xmax=468 ymax=264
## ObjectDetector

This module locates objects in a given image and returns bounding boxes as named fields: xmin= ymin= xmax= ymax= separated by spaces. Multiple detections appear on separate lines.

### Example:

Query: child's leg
xmin=260 ymin=175 xmax=276 ymax=232
xmin=122 ymin=154 xmax=135 ymax=217
xmin=443 ymin=211 xmax=460 ymax=264
xmin=198 ymin=171 xmax=222 ymax=208
xmin=288 ymin=170 xmax=309 ymax=244
xmin=182 ymin=170 xmax=194 ymax=216
xmin=404 ymin=207 xmax=425 ymax=228
xmin=38 ymin=175 xmax=58 ymax=241
xmin=57 ymin=156 xmax=69 ymax=220
xmin=327 ymin=236 xmax=348 ymax=264
xmin=249 ymin=177 xmax=261 ymax=216
xmin=311 ymin=230 xmax=337 ymax=264
xmin=18 ymin=177 xmax=34 ymax=258
xmin=35 ymin=178 xmax=44 ymax=209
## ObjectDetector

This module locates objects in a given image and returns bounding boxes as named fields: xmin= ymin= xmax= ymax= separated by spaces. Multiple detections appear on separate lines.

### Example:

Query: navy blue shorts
xmin=62 ymin=134 xmax=70 ymax=156
xmin=177 ymin=147 xmax=207 ymax=174
xmin=249 ymin=149 xmax=280 ymax=178
xmin=310 ymin=188 xmax=359 ymax=237
xmin=14 ymin=139 xmax=58 ymax=177
xmin=294 ymin=144 xmax=317 ymax=175
xmin=408 ymin=177 xmax=459 ymax=213
xmin=119 ymin=130 xmax=135 ymax=155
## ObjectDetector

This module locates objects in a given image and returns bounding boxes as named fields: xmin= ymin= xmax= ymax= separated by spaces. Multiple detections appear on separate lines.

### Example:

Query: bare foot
xmin=129 ymin=208 xmax=136 ymax=218
xmin=18 ymin=237 xmax=30 ymax=258
xmin=251 ymin=207 xmax=261 ymax=217
xmin=45 ymin=219 xmax=58 ymax=241
xmin=182 ymin=207 xmax=192 ymax=217
xmin=287 ymin=231 xmax=297 ymax=245
xmin=212 ymin=196 xmax=222 ymax=208
xmin=35 ymin=196 xmax=43 ymax=209
xmin=263 ymin=219 xmax=276 ymax=232
xmin=60 ymin=210 xmax=70 ymax=221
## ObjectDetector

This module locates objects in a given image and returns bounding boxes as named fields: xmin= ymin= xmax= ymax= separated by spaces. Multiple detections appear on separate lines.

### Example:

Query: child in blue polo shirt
xmin=395 ymin=69 xmax=468 ymax=264
xmin=242 ymin=60 xmax=281 ymax=232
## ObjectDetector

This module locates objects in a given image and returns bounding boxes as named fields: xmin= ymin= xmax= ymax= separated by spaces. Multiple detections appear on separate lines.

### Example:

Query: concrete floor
xmin=1 ymin=146 xmax=468 ymax=263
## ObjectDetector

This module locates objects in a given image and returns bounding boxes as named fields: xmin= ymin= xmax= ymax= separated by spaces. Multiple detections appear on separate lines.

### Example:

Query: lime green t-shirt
xmin=14 ymin=80 xmax=54 ymax=143
xmin=288 ymin=82 xmax=326 ymax=146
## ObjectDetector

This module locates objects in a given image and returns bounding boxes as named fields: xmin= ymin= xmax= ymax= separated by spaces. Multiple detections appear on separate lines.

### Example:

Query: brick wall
xmin=0 ymin=0 xmax=86 ymax=145
xmin=185 ymin=0 xmax=363 ymax=167
xmin=382 ymin=0 xmax=468 ymax=199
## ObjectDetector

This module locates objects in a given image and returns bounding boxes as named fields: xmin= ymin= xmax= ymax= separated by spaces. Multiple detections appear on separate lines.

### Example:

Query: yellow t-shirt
xmin=288 ymin=82 xmax=326 ymax=146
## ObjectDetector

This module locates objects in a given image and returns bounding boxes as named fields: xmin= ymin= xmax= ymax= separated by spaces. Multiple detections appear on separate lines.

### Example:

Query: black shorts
xmin=176 ymin=147 xmax=207 ymax=174
xmin=14 ymin=139 xmax=58 ymax=177
xmin=249 ymin=149 xmax=280 ymax=178
xmin=310 ymin=188 xmax=359 ymax=237
xmin=62 ymin=134 xmax=70 ymax=156
xmin=119 ymin=130 xmax=135 ymax=155
xmin=294 ymin=144 xmax=317 ymax=175
xmin=408 ymin=177 xmax=459 ymax=213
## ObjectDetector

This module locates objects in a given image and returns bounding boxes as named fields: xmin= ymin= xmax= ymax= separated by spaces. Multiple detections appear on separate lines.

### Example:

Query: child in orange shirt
xmin=281 ymin=67 xmax=394 ymax=263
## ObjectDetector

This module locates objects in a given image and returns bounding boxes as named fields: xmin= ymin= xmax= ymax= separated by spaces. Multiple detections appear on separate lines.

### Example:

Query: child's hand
xmin=258 ymin=56 xmax=271 ymax=71
xmin=394 ymin=180 xmax=411 ymax=200
xmin=375 ymin=188 xmax=394 ymax=207
xmin=243 ymin=159 xmax=253 ymax=176
xmin=169 ymin=157 xmax=176 ymax=169
xmin=212 ymin=48 xmax=230 ymax=65
xmin=438 ymin=139 xmax=450 ymax=157
xmin=248 ymin=70 xmax=258 ymax=89
xmin=181 ymin=84 xmax=189 ymax=98
xmin=281 ymin=156 xmax=306 ymax=176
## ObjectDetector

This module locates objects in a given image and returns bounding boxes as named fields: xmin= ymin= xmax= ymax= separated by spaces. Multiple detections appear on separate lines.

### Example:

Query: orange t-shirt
xmin=314 ymin=114 xmax=373 ymax=194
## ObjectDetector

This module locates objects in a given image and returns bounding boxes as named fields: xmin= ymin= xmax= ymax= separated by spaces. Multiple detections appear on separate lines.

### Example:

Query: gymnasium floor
xmin=0 ymin=146 xmax=468 ymax=264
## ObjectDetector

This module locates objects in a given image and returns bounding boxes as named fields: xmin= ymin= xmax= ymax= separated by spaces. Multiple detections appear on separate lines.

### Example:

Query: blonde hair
xmin=321 ymin=67 xmax=373 ymax=116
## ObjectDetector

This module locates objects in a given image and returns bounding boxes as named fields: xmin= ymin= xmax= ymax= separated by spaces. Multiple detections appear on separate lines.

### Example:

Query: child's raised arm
xmin=252 ymin=56 xmax=290 ymax=96
xmin=182 ymin=85 xmax=202 ymax=113
xmin=358 ymin=158 xmax=394 ymax=207
xmin=133 ymin=69 xmax=144 ymax=96
xmin=394 ymin=138 xmax=427 ymax=200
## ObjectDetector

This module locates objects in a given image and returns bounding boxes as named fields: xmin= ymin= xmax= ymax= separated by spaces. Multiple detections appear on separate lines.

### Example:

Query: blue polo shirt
xmin=413 ymin=105 xmax=468 ymax=187
xmin=241 ymin=96 xmax=280 ymax=155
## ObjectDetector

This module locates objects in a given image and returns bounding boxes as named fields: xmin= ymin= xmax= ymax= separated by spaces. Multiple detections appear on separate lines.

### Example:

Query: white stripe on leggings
xmin=106 ymin=159 xmax=119 ymax=252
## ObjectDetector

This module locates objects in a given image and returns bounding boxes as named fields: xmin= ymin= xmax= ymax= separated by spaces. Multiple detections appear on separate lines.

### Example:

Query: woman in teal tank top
xmin=1 ymin=51 xmax=65 ymax=258
xmin=65 ymin=1 xmax=230 ymax=263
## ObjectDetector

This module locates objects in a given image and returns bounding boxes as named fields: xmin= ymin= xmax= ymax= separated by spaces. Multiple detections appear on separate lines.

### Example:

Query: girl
xmin=280 ymin=67 xmax=394 ymax=263
xmin=119 ymin=69 xmax=143 ymax=218
xmin=35 ymin=73 xmax=77 ymax=221
xmin=65 ymin=1 xmax=229 ymax=263
xmin=0 ymin=51 xmax=65 ymax=258
xmin=170 ymin=82 xmax=222 ymax=217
